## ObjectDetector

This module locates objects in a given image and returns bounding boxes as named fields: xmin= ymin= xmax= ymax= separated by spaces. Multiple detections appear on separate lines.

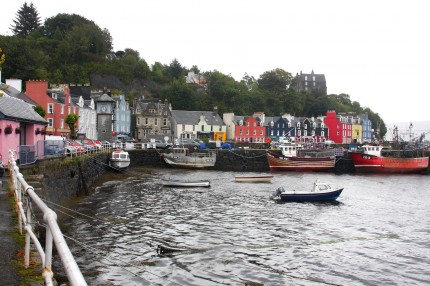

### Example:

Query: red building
xmin=25 ymin=81 xmax=76 ymax=137
xmin=323 ymin=111 xmax=352 ymax=144
xmin=234 ymin=116 xmax=266 ymax=143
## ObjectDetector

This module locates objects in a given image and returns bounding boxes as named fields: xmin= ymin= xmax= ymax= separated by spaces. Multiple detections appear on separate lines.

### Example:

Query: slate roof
xmin=171 ymin=110 xmax=224 ymax=125
xmin=94 ymin=93 xmax=115 ymax=102
xmin=0 ymin=96 xmax=47 ymax=124
xmin=0 ymin=83 xmax=38 ymax=105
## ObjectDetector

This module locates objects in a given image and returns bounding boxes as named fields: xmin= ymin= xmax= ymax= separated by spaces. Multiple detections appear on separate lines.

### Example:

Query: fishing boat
xmin=109 ymin=150 xmax=130 ymax=170
xmin=161 ymin=176 xmax=210 ymax=187
xmin=349 ymin=145 xmax=429 ymax=174
xmin=234 ymin=175 xmax=273 ymax=183
xmin=271 ymin=179 xmax=343 ymax=202
xmin=162 ymin=147 xmax=216 ymax=169
xmin=266 ymin=150 xmax=335 ymax=172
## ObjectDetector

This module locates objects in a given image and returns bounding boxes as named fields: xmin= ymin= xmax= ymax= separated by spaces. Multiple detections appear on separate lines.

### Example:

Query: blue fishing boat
xmin=271 ymin=179 xmax=343 ymax=202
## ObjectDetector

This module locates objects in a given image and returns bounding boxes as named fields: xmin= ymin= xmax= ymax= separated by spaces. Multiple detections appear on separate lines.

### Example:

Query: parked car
xmin=66 ymin=141 xmax=85 ymax=154
xmin=175 ymin=138 xmax=203 ymax=150
xmin=151 ymin=140 xmax=173 ymax=149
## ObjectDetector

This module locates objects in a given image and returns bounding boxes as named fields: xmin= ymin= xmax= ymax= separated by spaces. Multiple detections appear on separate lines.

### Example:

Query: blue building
xmin=360 ymin=113 xmax=372 ymax=143
xmin=113 ymin=95 xmax=131 ymax=135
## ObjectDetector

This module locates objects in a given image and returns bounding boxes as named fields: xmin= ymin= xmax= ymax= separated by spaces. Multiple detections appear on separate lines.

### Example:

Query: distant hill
xmin=385 ymin=120 xmax=430 ymax=141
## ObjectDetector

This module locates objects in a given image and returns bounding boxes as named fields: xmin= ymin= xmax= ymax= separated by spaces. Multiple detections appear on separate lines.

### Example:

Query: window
xmin=60 ymin=119 xmax=64 ymax=129
xmin=48 ymin=104 xmax=53 ymax=114
xmin=61 ymin=105 xmax=64 ymax=114
xmin=304 ymin=130 xmax=307 ymax=136
xmin=240 ymin=129 xmax=243 ymax=135
xmin=154 ymin=118 xmax=158 ymax=126
xmin=163 ymin=118 xmax=167 ymax=126
xmin=321 ymin=131 xmax=325 ymax=136
xmin=313 ymin=76 xmax=315 ymax=81
xmin=254 ymin=122 xmax=256 ymax=127
xmin=253 ymin=130 xmax=256 ymax=135
xmin=304 ymin=124 xmax=307 ymax=129
xmin=48 ymin=118 xmax=53 ymax=127
xmin=246 ymin=130 xmax=249 ymax=135
xmin=201 ymin=125 xmax=205 ymax=131
xmin=305 ymin=76 xmax=308 ymax=80
xmin=298 ymin=130 xmax=301 ymax=136
xmin=297 ymin=122 xmax=300 ymax=128
xmin=68 ymin=106 xmax=71 ymax=114
xmin=247 ymin=122 xmax=250 ymax=126
xmin=288 ymin=122 xmax=291 ymax=128
xmin=137 ymin=118 xmax=140 ymax=125
xmin=260 ymin=130 xmax=263 ymax=135
xmin=321 ymin=123 xmax=325 ymax=128
xmin=145 ymin=118 xmax=148 ymax=125
xmin=182 ymin=124 xmax=185 ymax=131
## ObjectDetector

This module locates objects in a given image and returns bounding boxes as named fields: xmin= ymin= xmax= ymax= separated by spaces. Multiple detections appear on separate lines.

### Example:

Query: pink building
xmin=0 ymin=96 xmax=47 ymax=167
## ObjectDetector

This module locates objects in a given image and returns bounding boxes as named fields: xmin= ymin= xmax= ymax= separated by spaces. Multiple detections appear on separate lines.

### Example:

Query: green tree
xmin=11 ymin=2 xmax=41 ymax=36
xmin=65 ymin=113 xmax=79 ymax=139
xmin=33 ymin=105 xmax=46 ymax=117
xmin=0 ymin=48 xmax=5 ymax=70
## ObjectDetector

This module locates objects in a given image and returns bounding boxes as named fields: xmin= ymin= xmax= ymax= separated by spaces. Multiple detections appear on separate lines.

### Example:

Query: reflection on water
xmin=58 ymin=168 xmax=430 ymax=286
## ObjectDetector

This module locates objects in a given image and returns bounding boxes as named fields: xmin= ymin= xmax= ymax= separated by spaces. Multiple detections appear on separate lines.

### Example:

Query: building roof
xmin=0 ymin=83 xmax=38 ymax=105
xmin=0 ymin=96 xmax=47 ymax=124
xmin=94 ymin=93 xmax=115 ymax=102
xmin=171 ymin=110 xmax=224 ymax=125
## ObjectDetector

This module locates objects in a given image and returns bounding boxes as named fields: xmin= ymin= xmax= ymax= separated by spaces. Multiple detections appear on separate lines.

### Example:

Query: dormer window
xmin=270 ymin=121 xmax=274 ymax=127
xmin=288 ymin=122 xmax=291 ymax=128
xmin=313 ymin=123 xmax=316 ymax=128
xmin=304 ymin=124 xmax=307 ymax=129
xmin=52 ymin=93 xmax=57 ymax=99
xmin=297 ymin=122 xmax=300 ymax=128
xmin=239 ymin=120 xmax=243 ymax=126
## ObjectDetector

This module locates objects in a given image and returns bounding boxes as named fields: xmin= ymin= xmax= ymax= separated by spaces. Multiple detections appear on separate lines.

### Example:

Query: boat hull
xmin=349 ymin=152 xmax=429 ymax=174
xmin=279 ymin=188 xmax=343 ymax=202
xmin=235 ymin=175 xmax=273 ymax=183
xmin=266 ymin=151 xmax=335 ymax=172
xmin=109 ymin=159 xmax=130 ymax=170
xmin=163 ymin=152 xmax=216 ymax=168
xmin=161 ymin=180 xmax=210 ymax=187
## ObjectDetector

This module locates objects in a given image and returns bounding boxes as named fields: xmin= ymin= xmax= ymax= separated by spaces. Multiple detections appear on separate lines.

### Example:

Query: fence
xmin=8 ymin=150 xmax=87 ymax=286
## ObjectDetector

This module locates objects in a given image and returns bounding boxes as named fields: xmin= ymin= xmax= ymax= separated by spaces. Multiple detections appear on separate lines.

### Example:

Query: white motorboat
xmin=109 ymin=150 xmax=130 ymax=170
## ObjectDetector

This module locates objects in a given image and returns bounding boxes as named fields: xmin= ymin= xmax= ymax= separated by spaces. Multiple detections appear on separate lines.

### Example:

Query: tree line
xmin=0 ymin=2 xmax=386 ymax=136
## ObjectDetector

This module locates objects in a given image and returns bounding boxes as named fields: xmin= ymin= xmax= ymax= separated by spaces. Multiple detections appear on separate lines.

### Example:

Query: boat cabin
xmin=111 ymin=150 xmax=129 ymax=160
xmin=278 ymin=143 xmax=302 ymax=157
xmin=360 ymin=145 xmax=391 ymax=156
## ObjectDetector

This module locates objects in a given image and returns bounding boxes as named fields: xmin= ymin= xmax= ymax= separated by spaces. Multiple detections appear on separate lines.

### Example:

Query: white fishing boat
xmin=162 ymin=147 xmax=216 ymax=168
xmin=109 ymin=150 xmax=130 ymax=170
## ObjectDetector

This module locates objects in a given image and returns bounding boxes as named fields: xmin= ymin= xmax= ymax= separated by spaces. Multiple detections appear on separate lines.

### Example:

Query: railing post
xmin=44 ymin=218 xmax=54 ymax=274
xmin=25 ymin=205 xmax=31 ymax=268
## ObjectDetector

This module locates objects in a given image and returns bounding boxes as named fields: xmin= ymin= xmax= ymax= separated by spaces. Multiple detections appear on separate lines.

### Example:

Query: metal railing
xmin=8 ymin=150 xmax=87 ymax=286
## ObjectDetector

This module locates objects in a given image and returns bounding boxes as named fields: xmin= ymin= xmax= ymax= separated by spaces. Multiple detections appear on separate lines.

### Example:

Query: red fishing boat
xmin=266 ymin=150 xmax=336 ymax=172
xmin=349 ymin=145 xmax=429 ymax=174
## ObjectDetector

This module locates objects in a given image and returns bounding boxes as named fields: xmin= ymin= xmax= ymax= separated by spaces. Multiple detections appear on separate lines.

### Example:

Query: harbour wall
xmin=19 ymin=148 xmax=430 ymax=206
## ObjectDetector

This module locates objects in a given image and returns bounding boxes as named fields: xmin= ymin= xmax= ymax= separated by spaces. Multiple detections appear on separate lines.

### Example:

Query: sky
xmin=1 ymin=0 xmax=430 ymax=128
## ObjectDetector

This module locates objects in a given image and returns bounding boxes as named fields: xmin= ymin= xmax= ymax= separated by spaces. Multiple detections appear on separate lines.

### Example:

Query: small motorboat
xmin=161 ymin=176 xmax=210 ymax=187
xmin=272 ymin=179 xmax=343 ymax=202
xmin=109 ymin=150 xmax=130 ymax=170
xmin=235 ymin=175 xmax=273 ymax=183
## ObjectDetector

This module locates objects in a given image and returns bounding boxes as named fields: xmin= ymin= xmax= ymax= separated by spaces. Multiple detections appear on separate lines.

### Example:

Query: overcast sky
xmin=1 ymin=0 xmax=430 ymax=128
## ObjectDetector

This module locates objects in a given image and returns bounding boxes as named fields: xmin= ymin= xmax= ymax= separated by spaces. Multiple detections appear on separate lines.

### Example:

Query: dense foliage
xmin=1 ymin=3 xmax=386 ymax=136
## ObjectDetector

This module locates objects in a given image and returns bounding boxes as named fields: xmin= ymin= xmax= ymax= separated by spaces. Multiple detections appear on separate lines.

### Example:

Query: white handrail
xmin=8 ymin=150 xmax=87 ymax=286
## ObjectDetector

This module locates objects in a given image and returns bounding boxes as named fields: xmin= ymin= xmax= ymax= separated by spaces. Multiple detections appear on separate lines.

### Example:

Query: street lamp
xmin=409 ymin=122 xmax=413 ymax=142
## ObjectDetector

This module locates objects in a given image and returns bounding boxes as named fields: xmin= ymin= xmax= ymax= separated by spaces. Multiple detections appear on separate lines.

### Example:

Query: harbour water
xmin=57 ymin=168 xmax=430 ymax=286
